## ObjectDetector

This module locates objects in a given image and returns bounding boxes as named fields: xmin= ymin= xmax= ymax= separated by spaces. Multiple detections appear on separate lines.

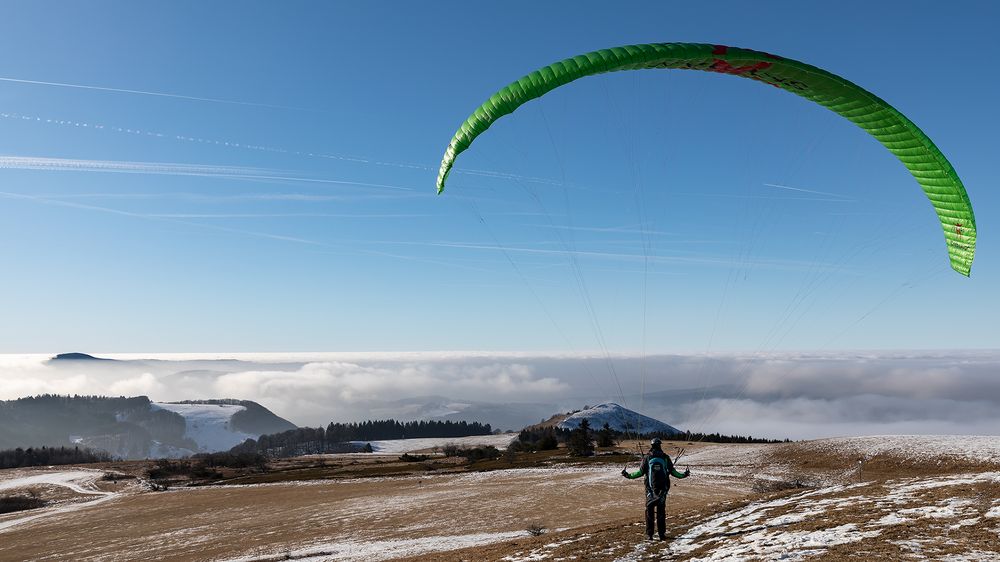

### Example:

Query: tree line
xmin=0 ymin=446 xmax=112 ymax=469
xmin=325 ymin=419 xmax=493 ymax=441
xmin=232 ymin=419 xmax=494 ymax=458
xmin=679 ymin=431 xmax=789 ymax=444
xmin=513 ymin=422 xmax=788 ymax=456
xmin=0 ymin=393 xmax=194 ymax=458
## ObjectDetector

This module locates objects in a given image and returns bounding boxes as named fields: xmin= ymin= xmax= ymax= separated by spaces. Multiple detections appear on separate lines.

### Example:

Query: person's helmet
xmin=650 ymin=437 xmax=662 ymax=447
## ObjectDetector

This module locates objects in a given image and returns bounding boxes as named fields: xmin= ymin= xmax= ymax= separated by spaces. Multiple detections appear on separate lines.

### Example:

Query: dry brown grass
xmin=1 ymin=439 xmax=997 ymax=561
xmin=0 ymin=447 xmax=748 ymax=561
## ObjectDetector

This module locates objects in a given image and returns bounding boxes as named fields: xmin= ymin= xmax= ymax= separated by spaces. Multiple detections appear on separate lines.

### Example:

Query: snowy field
xmin=492 ymin=470 xmax=1000 ymax=562
xmin=800 ymin=435 xmax=1000 ymax=464
xmin=2 ymin=435 xmax=999 ymax=561
xmin=348 ymin=433 xmax=518 ymax=454
xmin=663 ymin=471 xmax=1000 ymax=561
xmin=223 ymin=531 xmax=533 ymax=562
xmin=0 ymin=446 xmax=744 ymax=561
xmin=0 ymin=470 xmax=105 ymax=494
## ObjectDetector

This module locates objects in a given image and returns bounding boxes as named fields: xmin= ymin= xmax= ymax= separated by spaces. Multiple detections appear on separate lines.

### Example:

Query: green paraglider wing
xmin=436 ymin=43 xmax=976 ymax=276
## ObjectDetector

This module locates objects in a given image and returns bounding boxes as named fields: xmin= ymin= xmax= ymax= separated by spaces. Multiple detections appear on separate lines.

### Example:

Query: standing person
xmin=621 ymin=437 xmax=690 ymax=540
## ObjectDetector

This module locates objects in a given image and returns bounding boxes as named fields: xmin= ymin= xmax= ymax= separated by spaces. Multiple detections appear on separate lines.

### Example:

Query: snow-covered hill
xmin=152 ymin=399 xmax=297 ymax=454
xmin=152 ymin=402 xmax=255 ymax=453
xmin=556 ymin=403 xmax=682 ymax=435
xmin=0 ymin=394 xmax=296 ymax=459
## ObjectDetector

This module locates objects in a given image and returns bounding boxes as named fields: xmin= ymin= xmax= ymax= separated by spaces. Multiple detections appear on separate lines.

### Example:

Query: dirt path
xmin=0 ymin=469 xmax=120 ymax=533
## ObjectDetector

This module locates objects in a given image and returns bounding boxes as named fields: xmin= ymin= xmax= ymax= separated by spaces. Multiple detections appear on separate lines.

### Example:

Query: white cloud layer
xmin=0 ymin=350 xmax=997 ymax=438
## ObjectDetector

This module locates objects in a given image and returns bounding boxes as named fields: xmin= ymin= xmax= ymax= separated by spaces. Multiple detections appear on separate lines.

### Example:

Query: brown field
xmin=1 ymin=437 xmax=998 ymax=561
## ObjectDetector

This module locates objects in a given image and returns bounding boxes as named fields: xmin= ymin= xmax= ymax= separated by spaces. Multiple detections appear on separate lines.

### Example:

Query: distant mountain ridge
xmin=368 ymin=395 xmax=559 ymax=432
xmin=47 ymin=352 xmax=115 ymax=362
xmin=0 ymin=395 xmax=296 ymax=459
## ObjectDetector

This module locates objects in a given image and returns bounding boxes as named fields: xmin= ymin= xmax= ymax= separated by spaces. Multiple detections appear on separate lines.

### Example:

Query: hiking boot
xmin=658 ymin=534 xmax=667 ymax=541
xmin=646 ymin=534 xmax=655 ymax=541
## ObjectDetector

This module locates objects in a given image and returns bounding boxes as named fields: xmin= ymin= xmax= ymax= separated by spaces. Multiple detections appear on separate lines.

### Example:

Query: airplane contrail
xmin=763 ymin=182 xmax=855 ymax=200
xmin=46 ymin=192 xmax=409 ymax=202
xmin=144 ymin=212 xmax=432 ymax=219
xmin=0 ymin=155 xmax=269 ymax=176
xmin=523 ymin=223 xmax=680 ymax=236
xmin=0 ymin=76 xmax=315 ymax=112
xmin=365 ymin=240 xmax=850 ymax=272
xmin=0 ymin=191 xmax=488 ymax=271
xmin=0 ymin=191 xmax=327 ymax=246
xmin=0 ymin=109 xmax=567 ymax=188
xmin=677 ymin=192 xmax=854 ymax=203
xmin=0 ymin=156 xmax=415 ymax=191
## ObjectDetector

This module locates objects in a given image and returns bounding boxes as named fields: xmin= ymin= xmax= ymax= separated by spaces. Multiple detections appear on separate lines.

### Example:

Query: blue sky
xmin=0 ymin=1 xmax=996 ymax=353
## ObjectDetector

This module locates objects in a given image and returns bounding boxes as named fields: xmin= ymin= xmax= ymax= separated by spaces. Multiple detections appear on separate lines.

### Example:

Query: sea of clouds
xmin=0 ymin=350 xmax=997 ymax=439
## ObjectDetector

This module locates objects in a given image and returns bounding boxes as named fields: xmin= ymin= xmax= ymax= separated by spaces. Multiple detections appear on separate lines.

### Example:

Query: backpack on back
xmin=647 ymin=456 xmax=669 ymax=495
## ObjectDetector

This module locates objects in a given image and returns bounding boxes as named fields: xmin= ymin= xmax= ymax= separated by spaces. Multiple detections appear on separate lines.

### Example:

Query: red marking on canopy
xmin=956 ymin=223 xmax=964 ymax=236
xmin=709 ymin=59 xmax=773 ymax=76
xmin=712 ymin=45 xmax=728 ymax=55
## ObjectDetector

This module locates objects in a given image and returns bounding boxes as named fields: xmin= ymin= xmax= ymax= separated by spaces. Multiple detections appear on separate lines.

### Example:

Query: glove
xmin=621 ymin=469 xmax=629 ymax=478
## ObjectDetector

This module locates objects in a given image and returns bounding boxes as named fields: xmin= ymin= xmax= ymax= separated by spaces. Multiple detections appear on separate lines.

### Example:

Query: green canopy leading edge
xmin=436 ymin=43 xmax=976 ymax=276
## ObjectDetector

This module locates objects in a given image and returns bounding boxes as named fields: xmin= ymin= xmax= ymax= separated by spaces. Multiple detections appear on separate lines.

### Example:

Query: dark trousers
xmin=645 ymin=495 xmax=666 ymax=538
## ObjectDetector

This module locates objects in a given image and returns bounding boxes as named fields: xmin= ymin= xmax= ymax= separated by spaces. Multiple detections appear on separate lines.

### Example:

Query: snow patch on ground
xmin=501 ymin=534 xmax=591 ymax=562
xmin=945 ymin=552 xmax=1000 ymax=562
xmin=223 ymin=531 xmax=530 ymax=562
xmin=691 ymin=524 xmax=880 ymax=562
xmin=611 ymin=541 xmax=649 ymax=562
xmin=985 ymin=503 xmax=1000 ymax=518
xmin=873 ymin=512 xmax=910 ymax=526
xmin=667 ymin=472 xmax=1000 ymax=561
xmin=153 ymin=402 xmax=255 ymax=452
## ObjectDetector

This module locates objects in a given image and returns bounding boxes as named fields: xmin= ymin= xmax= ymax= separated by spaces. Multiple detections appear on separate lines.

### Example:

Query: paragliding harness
xmin=646 ymin=456 xmax=670 ymax=506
